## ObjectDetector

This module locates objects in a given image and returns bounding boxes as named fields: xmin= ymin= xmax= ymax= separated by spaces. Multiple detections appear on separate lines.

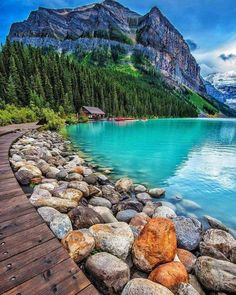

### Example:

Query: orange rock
xmin=72 ymin=166 xmax=84 ymax=174
xmin=31 ymin=177 xmax=42 ymax=184
xmin=132 ymin=218 xmax=177 ymax=272
xmin=62 ymin=230 xmax=95 ymax=262
xmin=177 ymin=248 xmax=197 ymax=273
xmin=148 ymin=261 xmax=188 ymax=291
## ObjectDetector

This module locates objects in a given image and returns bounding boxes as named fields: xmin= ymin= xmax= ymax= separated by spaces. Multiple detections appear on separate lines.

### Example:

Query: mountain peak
xmin=149 ymin=6 xmax=161 ymax=15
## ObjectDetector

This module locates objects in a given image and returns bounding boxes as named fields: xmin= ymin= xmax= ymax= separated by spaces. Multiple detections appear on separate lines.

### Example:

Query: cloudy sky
xmin=1 ymin=0 xmax=236 ymax=76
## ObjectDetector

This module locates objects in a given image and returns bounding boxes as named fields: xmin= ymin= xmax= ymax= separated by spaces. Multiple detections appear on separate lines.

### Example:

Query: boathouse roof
xmin=83 ymin=106 xmax=105 ymax=115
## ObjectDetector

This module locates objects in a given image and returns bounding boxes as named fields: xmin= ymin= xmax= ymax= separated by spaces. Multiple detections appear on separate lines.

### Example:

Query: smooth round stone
xmin=134 ymin=185 xmax=147 ymax=193
xmin=181 ymin=199 xmax=201 ymax=210
xmin=56 ymin=169 xmax=68 ymax=180
xmin=153 ymin=206 xmax=177 ymax=219
xmin=66 ymin=173 xmax=83 ymax=181
xmin=115 ymin=178 xmax=133 ymax=193
xmin=89 ymin=197 xmax=112 ymax=209
xmin=90 ymin=206 xmax=118 ymax=223
xmin=49 ymin=214 xmax=72 ymax=239
xmin=136 ymin=192 xmax=152 ymax=204
xmin=149 ymin=188 xmax=165 ymax=198
xmin=161 ymin=201 xmax=177 ymax=211
xmin=37 ymin=207 xmax=61 ymax=223
xmin=116 ymin=209 xmax=138 ymax=222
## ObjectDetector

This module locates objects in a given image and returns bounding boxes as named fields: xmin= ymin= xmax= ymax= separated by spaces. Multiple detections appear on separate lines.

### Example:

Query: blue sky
xmin=1 ymin=0 xmax=236 ymax=76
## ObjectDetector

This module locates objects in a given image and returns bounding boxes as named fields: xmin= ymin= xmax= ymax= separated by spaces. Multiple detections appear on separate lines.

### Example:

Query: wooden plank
xmin=0 ymin=223 xmax=54 ymax=261
xmin=0 ymin=241 xmax=67 ymax=293
xmin=78 ymin=284 xmax=100 ymax=295
xmin=4 ymin=259 xmax=83 ymax=295
xmin=0 ymin=212 xmax=43 ymax=239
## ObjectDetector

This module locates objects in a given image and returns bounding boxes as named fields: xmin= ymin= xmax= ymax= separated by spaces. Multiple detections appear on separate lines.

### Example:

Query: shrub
xmin=78 ymin=115 xmax=89 ymax=123
xmin=65 ymin=114 xmax=78 ymax=125
xmin=41 ymin=108 xmax=65 ymax=131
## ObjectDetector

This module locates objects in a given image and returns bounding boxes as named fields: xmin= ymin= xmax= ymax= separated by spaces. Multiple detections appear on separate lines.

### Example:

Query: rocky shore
xmin=10 ymin=130 xmax=236 ymax=295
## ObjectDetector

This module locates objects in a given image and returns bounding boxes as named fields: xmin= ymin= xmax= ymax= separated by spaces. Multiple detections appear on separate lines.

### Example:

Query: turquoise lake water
xmin=66 ymin=119 xmax=236 ymax=229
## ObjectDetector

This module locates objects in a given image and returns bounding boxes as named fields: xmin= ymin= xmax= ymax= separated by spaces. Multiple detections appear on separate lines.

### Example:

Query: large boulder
xmin=149 ymin=262 xmax=188 ymax=292
xmin=68 ymin=181 xmax=89 ymax=197
xmin=115 ymin=178 xmax=133 ymax=193
xmin=153 ymin=206 xmax=177 ymax=219
xmin=90 ymin=206 xmax=118 ymax=223
xmin=149 ymin=188 xmax=165 ymax=198
xmin=30 ymin=190 xmax=78 ymax=212
xmin=177 ymin=249 xmax=197 ymax=273
xmin=173 ymin=217 xmax=202 ymax=251
xmin=57 ymin=188 xmax=83 ymax=203
xmin=176 ymin=283 xmax=200 ymax=295
xmin=195 ymin=256 xmax=236 ymax=293
xmin=200 ymin=229 xmax=236 ymax=259
xmin=86 ymin=252 xmax=130 ymax=294
xmin=37 ymin=207 xmax=61 ymax=223
xmin=132 ymin=218 xmax=177 ymax=272
xmin=62 ymin=230 xmax=95 ymax=262
xmin=116 ymin=209 xmax=138 ymax=222
xmin=68 ymin=206 xmax=104 ymax=229
xmin=89 ymin=197 xmax=112 ymax=209
xmin=89 ymin=222 xmax=134 ymax=260
xmin=15 ymin=164 xmax=42 ymax=184
xmin=121 ymin=278 xmax=174 ymax=295
xmin=49 ymin=214 xmax=72 ymax=239
xmin=102 ymin=185 xmax=121 ymax=204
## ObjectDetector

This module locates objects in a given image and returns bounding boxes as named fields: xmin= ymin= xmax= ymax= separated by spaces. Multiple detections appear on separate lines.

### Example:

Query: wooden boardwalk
xmin=0 ymin=124 xmax=99 ymax=295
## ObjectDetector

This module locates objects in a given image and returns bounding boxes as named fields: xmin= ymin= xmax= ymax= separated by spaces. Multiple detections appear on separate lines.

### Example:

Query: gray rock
xmin=68 ymin=181 xmax=89 ymax=197
xmin=90 ymin=206 xmax=118 ymax=223
xmin=181 ymin=199 xmax=201 ymax=210
xmin=102 ymin=185 xmax=121 ymax=204
xmin=195 ymin=256 xmax=236 ymax=293
xmin=189 ymin=275 xmax=206 ymax=295
xmin=134 ymin=185 xmax=147 ymax=193
xmin=142 ymin=201 xmax=158 ymax=217
xmin=89 ymin=222 xmax=134 ymax=260
xmin=176 ymin=283 xmax=200 ymax=295
xmin=86 ymin=252 xmax=130 ymax=295
xmin=89 ymin=197 xmax=112 ymax=209
xmin=173 ymin=217 xmax=202 ymax=251
xmin=116 ymin=209 xmax=138 ymax=222
xmin=49 ymin=214 xmax=72 ymax=239
xmin=115 ymin=178 xmax=133 ymax=193
xmin=230 ymin=246 xmax=236 ymax=263
xmin=121 ymin=278 xmax=174 ymax=295
xmin=136 ymin=192 xmax=152 ymax=204
xmin=83 ymin=173 xmax=98 ymax=185
xmin=66 ymin=172 xmax=83 ymax=181
xmin=204 ymin=215 xmax=231 ymax=232
xmin=56 ymin=169 xmax=68 ymax=180
xmin=161 ymin=201 xmax=177 ymax=211
xmin=15 ymin=164 xmax=42 ymax=184
xmin=46 ymin=166 xmax=60 ymax=179
xmin=153 ymin=206 xmax=177 ymax=219
xmin=37 ymin=206 xmax=61 ymax=223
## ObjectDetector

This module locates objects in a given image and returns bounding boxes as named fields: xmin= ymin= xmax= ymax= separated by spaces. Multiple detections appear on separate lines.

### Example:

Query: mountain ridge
xmin=8 ymin=0 xmax=205 ymax=95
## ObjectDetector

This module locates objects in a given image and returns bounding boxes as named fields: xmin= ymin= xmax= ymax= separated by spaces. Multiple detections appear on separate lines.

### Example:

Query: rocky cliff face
xmin=9 ymin=0 xmax=205 ymax=94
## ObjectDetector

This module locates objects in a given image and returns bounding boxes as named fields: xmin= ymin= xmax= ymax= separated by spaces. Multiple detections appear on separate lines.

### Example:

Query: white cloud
xmin=193 ymin=38 xmax=236 ymax=77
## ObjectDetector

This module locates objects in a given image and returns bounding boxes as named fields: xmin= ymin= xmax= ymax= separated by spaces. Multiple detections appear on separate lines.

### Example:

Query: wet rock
xmin=142 ymin=201 xmax=157 ymax=217
xmin=102 ymin=185 xmax=121 ymax=204
xmin=49 ymin=214 xmax=72 ymax=239
xmin=177 ymin=248 xmax=197 ymax=273
xmin=83 ymin=167 xmax=93 ymax=176
xmin=89 ymin=197 xmax=112 ymax=209
xmin=115 ymin=178 xmax=133 ymax=193
xmin=68 ymin=206 xmax=104 ymax=229
xmin=173 ymin=217 xmax=202 ymax=251
xmin=89 ymin=222 xmax=134 ymax=260
xmin=84 ymin=173 xmax=97 ymax=185
xmin=129 ymin=212 xmax=150 ymax=234
xmin=116 ymin=209 xmax=138 ymax=222
xmin=66 ymin=172 xmax=83 ymax=181
xmin=37 ymin=206 xmax=61 ymax=223
xmin=115 ymin=200 xmax=143 ymax=213
xmin=90 ymin=206 xmax=118 ymax=223
xmin=46 ymin=166 xmax=60 ymax=179
xmin=136 ymin=192 xmax=152 ymax=204
xmin=86 ymin=252 xmax=130 ymax=295
xmin=189 ymin=275 xmax=205 ymax=295
xmin=149 ymin=262 xmax=188 ymax=292
xmin=132 ymin=218 xmax=177 ymax=272
xmin=96 ymin=173 xmax=109 ymax=184
xmin=62 ymin=230 xmax=95 ymax=262
xmin=153 ymin=206 xmax=177 ymax=219
xmin=15 ymin=164 xmax=42 ymax=185
xmin=161 ymin=201 xmax=177 ymax=211
xmin=200 ymin=229 xmax=236 ymax=258
xmin=68 ymin=181 xmax=89 ymax=197
xmin=121 ymin=278 xmax=174 ymax=295
xmin=181 ymin=199 xmax=201 ymax=210
xmin=195 ymin=256 xmax=236 ymax=293
xmin=149 ymin=188 xmax=165 ymax=198
xmin=176 ymin=283 xmax=200 ymax=295
xmin=134 ymin=185 xmax=147 ymax=193
xmin=204 ymin=215 xmax=230 ymax=232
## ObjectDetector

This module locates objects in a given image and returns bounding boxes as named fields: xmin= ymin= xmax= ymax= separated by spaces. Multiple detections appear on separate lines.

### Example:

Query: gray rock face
xmin=86 ymin=252 xmax=130 ymax=295
xmin=195 ymin=256 xmax=236 ymax=293
xmin=173 ymin=217 xmax=202 ymax=251
xmin=121 ymin=278 xmax=174 ymax=295
xmin=9 ymin=0 xmax=205 ymax=94
xmin=176 ymin=283 xmax=200 ymax=295
xmin=37 ymin=206 xmax=61 ymax=223
xmin=89 ymin=196 xmax=112 ymax=208
xmin=116 ymin=209 xmax=138 ymax=222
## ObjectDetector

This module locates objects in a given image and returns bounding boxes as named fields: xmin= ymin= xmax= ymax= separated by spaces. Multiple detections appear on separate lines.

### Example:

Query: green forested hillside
xmin=0 ymin=41 xmax=217 ymax=119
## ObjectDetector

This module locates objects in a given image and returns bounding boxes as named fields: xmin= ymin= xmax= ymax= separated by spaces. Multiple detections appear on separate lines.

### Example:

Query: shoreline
xmin=9 ymin=129 xmax=236 ymax=295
